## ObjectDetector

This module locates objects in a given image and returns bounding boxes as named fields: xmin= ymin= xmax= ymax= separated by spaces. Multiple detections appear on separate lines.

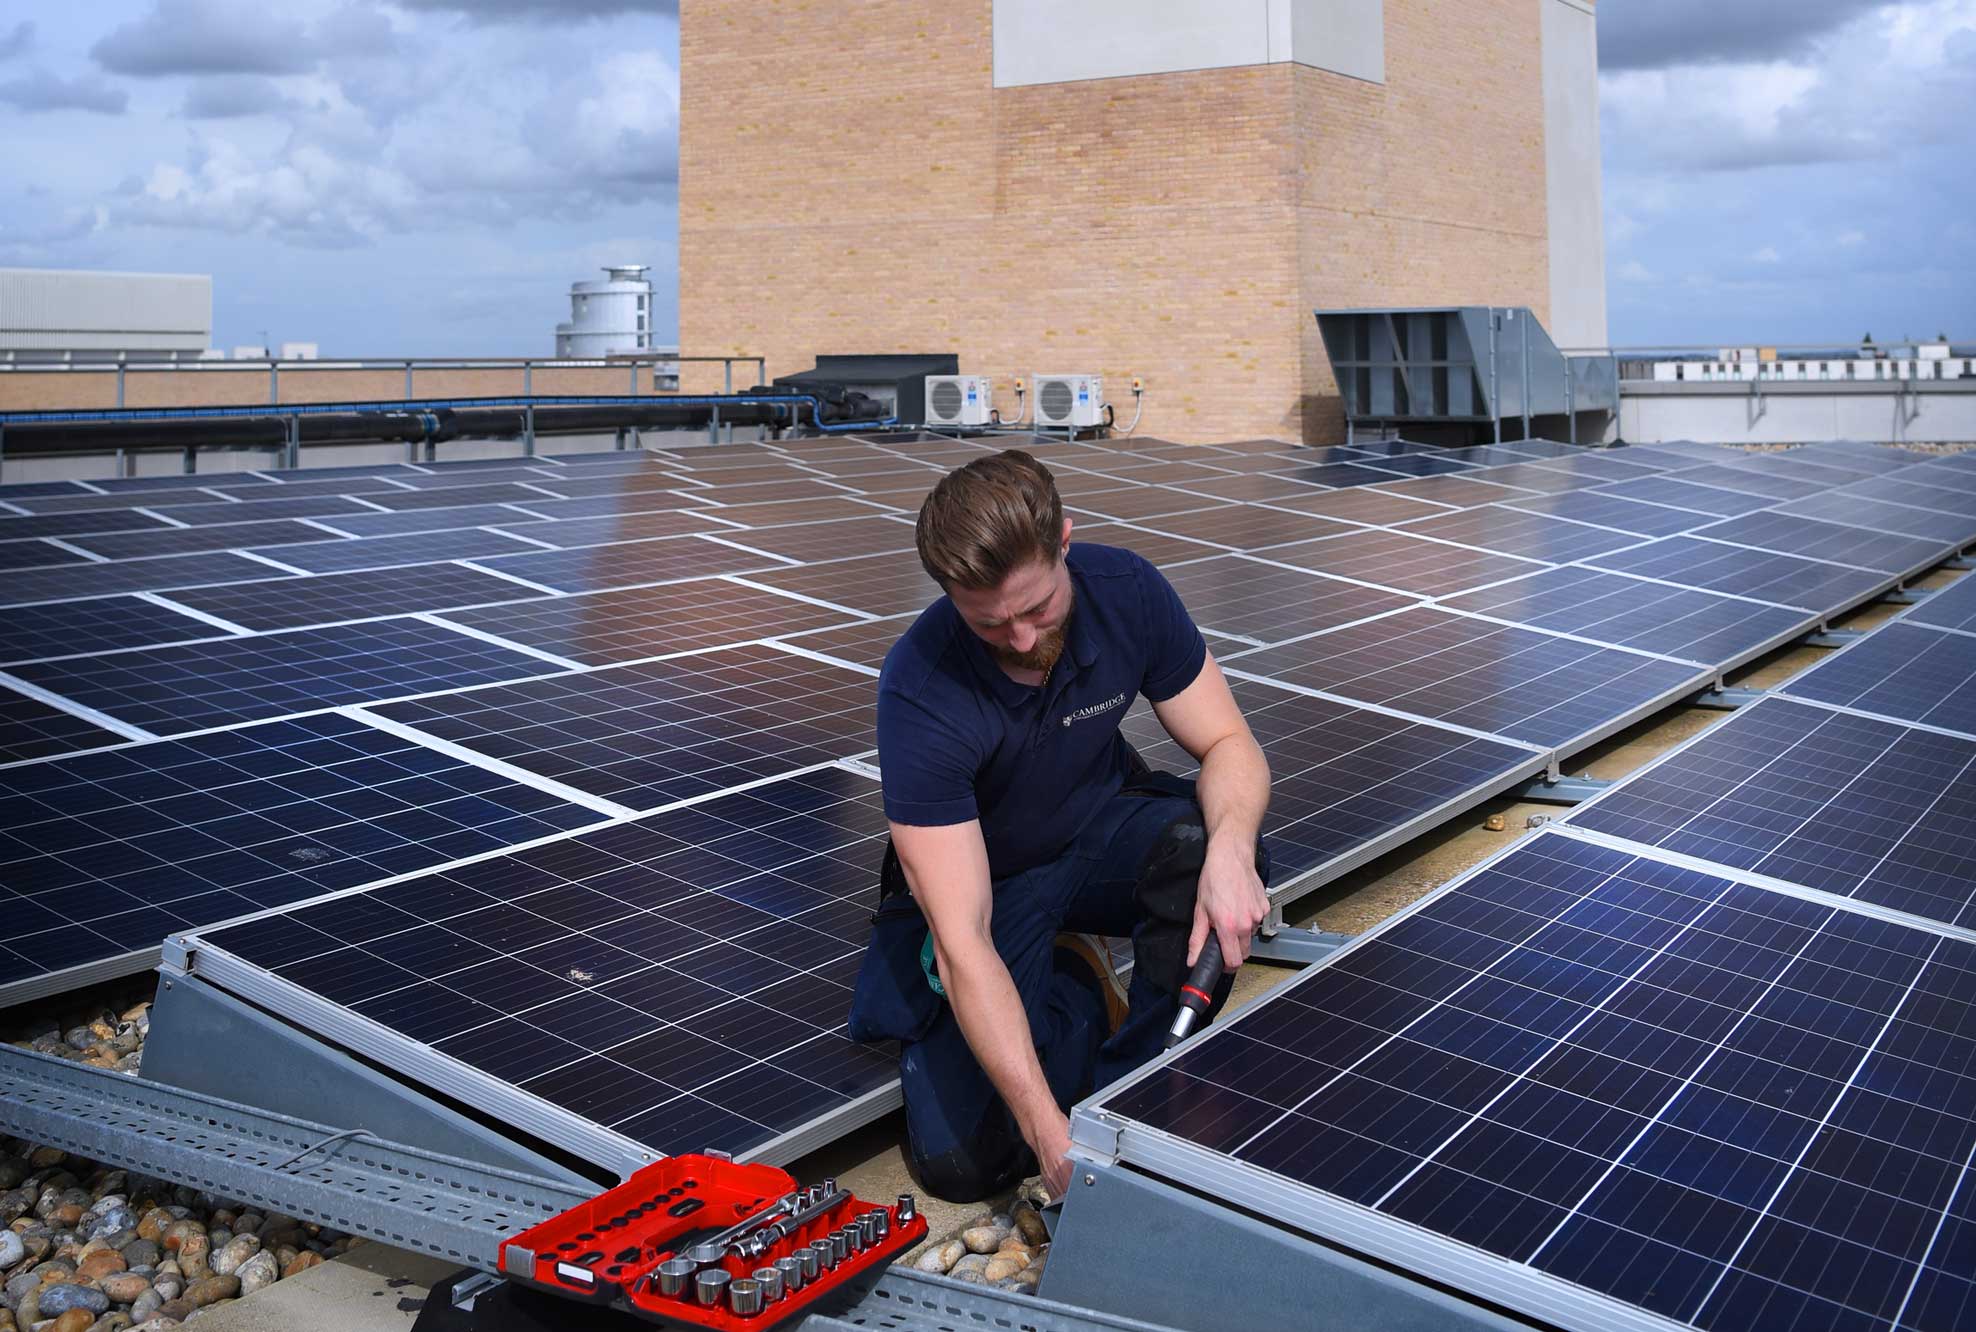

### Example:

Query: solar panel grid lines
xmin=0 ymin=710 xmax=606 ymax=1003
xmin=1661 ymin=463 xmax=1841 ymax=503
xmin=1584 ymin=536 xmax=1894 ymax=615
xmin=460 ymin=532 xmax=798 ymax=595
xmin=0 ymin=540 xmax=92 ymax=572
xmin=65 ymin=519 xmax=350 ymax=562
xmin=1777 ymin=623 xmax=1976 ymax=740
xmin=762 ymin=614 xmax=915 ymax=673
xmin=1684 ymin=511 xmax=1955 ymax=576
xmin=1393 ymin=505 xmax=1653 ymax=564
xmin=1082 ymin=830 xmax=1976 ymax=1332
xmin=1249 ymin=527 xmax=1555 ymax=599
xmin=1157 ymin=555 xmax=1421 ymax=647
xmin=1833 ymin=476 xmax=1976 ymax=519
xmin=0 ymin=508 xmax=177 ymax=541
xmin=181 ymin=766 xmax=900 ymax=1165
xmin=1560 ymin=695 xmax=1976 ymax=932
xmin=1224 ymin=606 xmax=1713 ymax=753
xmin=153 ymin=563 xmax=551 ymax=634
xmin=1366 ymin=474 xmax=1548 ymax=509
xmin=1588 ymin=476 xmax=1783 ymax=518
xmin=0 ymin=595 xmax=236 ymax=666
xmin=686 ymin=515 xmax=918 ymax=565
xmin=1128 ymin=504 xmax=1361 ymax=552
xmin=0 ymin=682 xmax=134 ymax=765
xmin=1776 ymin=493 xmax=1976 ymax=548
xmin=1902 ymin=574 xmax=1976 ymax=635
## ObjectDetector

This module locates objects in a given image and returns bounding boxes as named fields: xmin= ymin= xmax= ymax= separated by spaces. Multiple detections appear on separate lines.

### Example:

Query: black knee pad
xmin=1133 ymin=811 xmax=1269 ymax=1002
xmin=907 ymin=1138 xmax=1030 ymax=1205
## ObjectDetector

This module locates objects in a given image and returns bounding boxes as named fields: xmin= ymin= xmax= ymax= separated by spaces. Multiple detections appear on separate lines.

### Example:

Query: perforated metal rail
xmin=0 ymin=1045 xmax=587 ymax=1271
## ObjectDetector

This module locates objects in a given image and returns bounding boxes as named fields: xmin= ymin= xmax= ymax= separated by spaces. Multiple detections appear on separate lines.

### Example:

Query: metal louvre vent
xmin=1039 ymin=379 xmax=1075 ymax=422
xmin=930 ymin=380 xmax=964 ymax=420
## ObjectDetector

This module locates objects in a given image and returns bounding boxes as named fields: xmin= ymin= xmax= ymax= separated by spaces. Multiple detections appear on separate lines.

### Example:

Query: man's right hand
xmin=1025 ymin=1107 xmax=1075 ymax=1199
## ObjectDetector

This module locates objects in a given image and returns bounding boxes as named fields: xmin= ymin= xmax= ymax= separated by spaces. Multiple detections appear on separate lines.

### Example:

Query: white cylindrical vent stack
xmin=555 ymin=265 xmax=653 ymax=358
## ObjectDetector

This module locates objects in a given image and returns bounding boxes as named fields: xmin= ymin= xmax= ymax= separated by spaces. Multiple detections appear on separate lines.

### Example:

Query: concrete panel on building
xmin=993 ymin=0 xmax=1383 ymax=88
xmin=0 ymin=268 xmax=211 ymax=356
xmin=1618 ymin=383 xmax=1976 ymax=445
xmin=1540 ymin=0 xmax=1606 ymax=351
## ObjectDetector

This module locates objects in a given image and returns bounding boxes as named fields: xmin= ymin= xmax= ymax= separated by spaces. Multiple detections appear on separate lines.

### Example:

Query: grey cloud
xmin=93 ymin=0 xmax=317 ymax=76
xmin=392 ymin=0 xmax=674 ymax=21
xmin=0 ymin=20 xmax=32 ymax=61
xmin=181 ymin=75 xmax=298 ymax=118
xmin=1598 ymin=0 xmax=1894 ymax=72
xmin=0 ymin=68 xmax=129 ymax=114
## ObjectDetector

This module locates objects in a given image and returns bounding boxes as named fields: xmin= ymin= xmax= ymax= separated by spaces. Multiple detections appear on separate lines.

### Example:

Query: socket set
xmin=499 ymin=1153 xmax=927 ymax=1329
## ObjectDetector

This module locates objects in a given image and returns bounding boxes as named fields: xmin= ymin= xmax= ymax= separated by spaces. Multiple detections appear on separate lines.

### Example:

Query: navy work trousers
xmin=897 ymin=784 xmax=1205 ymax=1202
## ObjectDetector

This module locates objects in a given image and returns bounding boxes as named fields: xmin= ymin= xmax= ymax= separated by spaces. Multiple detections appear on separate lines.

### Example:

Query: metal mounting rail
xmin=0 ymin=1046 xmax=588 ymax=1272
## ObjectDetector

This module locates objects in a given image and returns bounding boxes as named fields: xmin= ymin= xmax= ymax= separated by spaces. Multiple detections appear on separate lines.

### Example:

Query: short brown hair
xmin=915 ymin=450 xmax=1065 ymax=590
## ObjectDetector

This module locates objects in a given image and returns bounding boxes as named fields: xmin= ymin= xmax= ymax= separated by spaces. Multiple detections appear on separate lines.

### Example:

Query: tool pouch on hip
xmin=846 ymin=839 xmax=946 ymax=1046
xmin=1127 ymin=772 xmax=1272 ymax=1000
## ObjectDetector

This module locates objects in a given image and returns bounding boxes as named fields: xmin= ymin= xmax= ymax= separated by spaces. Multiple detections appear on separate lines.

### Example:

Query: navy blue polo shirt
xmin=876 ymin=542 xmax=1208 ymax=879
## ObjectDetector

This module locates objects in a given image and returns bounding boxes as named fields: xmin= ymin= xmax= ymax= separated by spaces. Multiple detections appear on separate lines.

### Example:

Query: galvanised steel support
xmin=1248 ymin=925 xmax=1354 ymax=968
xmin=1515 ymin=774 xmax=1615 ymax=805
xmin=269 ymin=361 xmax=280 ymax=406
xmin=1806 ymin=628 xmax=1868 ymax=648
xmin=405 ymin=361 xmax=414 ymax=398
xmin=116 ymin=359 xmax=126 ymax=409
xmin=1694 ymin=685 xmax=1769 ymax=709
xmin=522 ymin=405 xmax=535 ymax=456
xmin=1886 ymin=586 xmax=1937 ymax=604
xmin=1520 ymin=312 xmax=1531 ymax=441
xmin=1489 ymin=310 xmax=1502 ymax=446
xmin=0 ymin=1046 xmax=587 ymax=1274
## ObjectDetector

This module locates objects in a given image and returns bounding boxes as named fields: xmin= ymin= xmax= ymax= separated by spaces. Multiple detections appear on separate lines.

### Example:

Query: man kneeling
xmin=848 ymin=450 xmax=1273 ymax=1201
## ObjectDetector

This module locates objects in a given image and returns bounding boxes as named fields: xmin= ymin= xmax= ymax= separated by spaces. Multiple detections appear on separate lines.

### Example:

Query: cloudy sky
xmin=0 ymin=2 xmax=1969 ymax=355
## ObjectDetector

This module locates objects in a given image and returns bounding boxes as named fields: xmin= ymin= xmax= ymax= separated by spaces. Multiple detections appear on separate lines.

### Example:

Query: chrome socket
xmin=774 ymin=1254 xmax=804 ymax=1293
xmin=809 ymin=1238 xmax=836 ymax=1273
xmin=796 ymin=1246 xmax=821 ymax=1282
xmin=694 ymin=1268 xmax=731 ymax=1308
xmin=656 ymin=1257 xmax=697 ymax=1297
xmin=896 ymin=1193 xmax=916 ymax=1225
xmin=728 ymin=1277 xmax=764 ymax=1317
xmin=753 ymin=1266 xmax=785 ymax=1303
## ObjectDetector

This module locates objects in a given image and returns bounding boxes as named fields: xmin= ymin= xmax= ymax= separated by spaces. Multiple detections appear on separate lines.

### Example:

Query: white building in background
xmin=1650 ymin=343 xmax=1974 ymax=384
xmin=556 ymin=265 xmax=658 ymax=358
xmin=0 ymin=267 xmax=212 ymax=363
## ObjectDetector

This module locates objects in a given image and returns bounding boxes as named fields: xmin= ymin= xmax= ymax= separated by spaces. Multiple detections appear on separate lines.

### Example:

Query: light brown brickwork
xmin=680 ymin=0 xmax=1553 ymax=444
xmin=0 ymin=364 xmax=653 ymax=413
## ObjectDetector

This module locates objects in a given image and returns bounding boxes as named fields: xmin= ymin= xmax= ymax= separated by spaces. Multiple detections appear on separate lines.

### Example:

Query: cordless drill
xmin=1164 ymin=933 xmax=1224 ymax=1048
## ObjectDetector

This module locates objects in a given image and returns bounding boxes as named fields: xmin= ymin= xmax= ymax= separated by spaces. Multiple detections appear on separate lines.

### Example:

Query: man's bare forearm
xmin=941 ymin=943 xmax=1062 ymax=1140
xmin=1196 ymin=729 xmax=1270 ymax=849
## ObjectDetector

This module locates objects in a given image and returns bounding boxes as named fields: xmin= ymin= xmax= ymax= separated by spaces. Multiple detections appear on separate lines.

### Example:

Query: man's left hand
xmin=1187 ymin=835 xmax=1270 ymax=969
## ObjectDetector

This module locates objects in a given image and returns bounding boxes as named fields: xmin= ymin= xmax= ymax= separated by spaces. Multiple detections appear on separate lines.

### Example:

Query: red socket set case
xmin=499 ymin=1153 xmax=926 ymax=1330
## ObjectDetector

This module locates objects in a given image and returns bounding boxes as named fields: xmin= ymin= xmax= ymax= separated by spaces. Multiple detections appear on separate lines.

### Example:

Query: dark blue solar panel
xmin=365 ymin=483 xmax=565 ymax=510
xmin=69 ymin=520 xmax=338 ymax=561
xmin=0 ymin=480 xmax=95 ymax=498
xmin=1458 ymin=462 xmax=1589 ymax=495
xmin=1132 ymin=506 xmax=1356 ymax=551
xmin=0 ymin=509 xmax=173 ymax=541
xmin=1121 ymin=681 xmax=1539 ymax=888
xmin=307 ymin=503 xmax=549 ymax=538
xmin=91 ymin=473 xmax=272 ymax=493
xmin=1666 ymin=464 xmax=1830 ymax=501
xmin=1396 ymin=505 xmax=1646 ymax=563
xmin=267 ymin=528 xmax=541 ymax=574
xmin=1590 ymin=476 xmax=1780 ymax=516
xmin=1567 ymin=697 xmax=1976 ymax=929
xmin=0 ymin=541 xmax=89 ymax=572
xmin=1843 ymin=476 xmax=1976 ymax=518
xmin=1229 ymin=608 xmax=1708 ymax=750
xmin=1095 ymin=832 xmax=1976 ymax=1332
xmin=9 ymin=618 xmax=551 ymax=736
xmin=1437 ymin=567 xmax=1814 ymax=668
xmin=0 ymin=711 xmax=602 ymax=998
xmin=0 ymin=553 xmax=288 ymax=609
xmin=1258 ymin=530 xmax=1550 ymax=597
xmin=0 ymin=596 xmax=225 ymax=665
xmin=369 ymin=643 xmax=877 ymax=810
xmin=1157 ymin=556 xmax=1417 ymax=645
xmin=160 ymin=564 xmax=546 ymax=632
xmin=154 ymin=497 xmax=384 ymax=525
xmin=1274 ymin=463 xmax=1413 ymax=487
xmin=1781 ymin=624 xmax=1976 ymax=738
xmin=1778 ymin=492 xmax=1976 ymax=547
xmin=490 ymin=510 xmax=744 ymax=549
xmin=1524 ymin=455 xmax=1666 ymax=485
xmin=190 ymin=765 xmax=896 ymax=1160
xmin=1691 ymin=512 xmax=1950 ymax=574
xmin=465 ymin=534 xmax=792 ymax=593
xmin=1503 ymin=490 xmax=1715 ymax=537
xmin=1349 ymin=453 xmax=1477 ymax=477
xmin=1905 ymin=575 xmax=1976 ymax=634
xmin=1587 ymin=537 xmax=1888 ymax=613
xmin=0 ymin=688 xmax=125 ymax=765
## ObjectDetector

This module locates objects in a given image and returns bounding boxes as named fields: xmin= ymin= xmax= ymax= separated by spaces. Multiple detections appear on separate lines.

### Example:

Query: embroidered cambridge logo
xmin=1061 ymin=693 xmax=1127 ymax=727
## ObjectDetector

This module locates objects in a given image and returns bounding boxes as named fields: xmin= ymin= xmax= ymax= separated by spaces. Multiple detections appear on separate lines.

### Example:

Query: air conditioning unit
xmin=1033 ymin=374 xmax=1104 ymax=428
xmin=925 ymin=375 xmax=994 ymax=427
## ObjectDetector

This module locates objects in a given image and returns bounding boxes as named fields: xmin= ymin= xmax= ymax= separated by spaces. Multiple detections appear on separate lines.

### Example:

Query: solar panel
xmin=1436 ymin=567 xmax=1815 ymax=670
xmin=301 ymin=503 xmax=549 ymax=538
xmin=1261 ymin=487 xmax=1458 ymax=526
xmin=1228 ymin=607 xmax=1709 ymax=751
xmin=1135 ymin=505 xmax=1359 ymax=551
xmin=268 ymin=528 xmax=542 ymax=575
xmin=1164 ymin=473 xmax=1329 ymax=505
xmin=0 ymin=711 xmax=602 ymax=1003
xmin=69 ymin=520 xmax=342 ymax=561
xmin=1904 ymin=573 xmax=1976 ymax=634
xmin=501 ymin=492 xmax=711 ymax=522
xmin=1396 ymin=506 xmax=1647 ymax=563
xmin=1159 ymin=555 xmax=1418 ymax=646
xmin=184 ymin=765 xmax=897 ymax=1166
xmin=1565 ymin=696 xmax=1976 ymax=929
xmin=1257 ymin=529 xmax=1551 ymax=598
xmin=157 ymin=564 xmax=544 ymax=632
xmin=0 ymin=595 xmax=226 ymax=665
xmin=1689 ymin=512 xmax=1951 ymax=575
xmin=1064 ymin=486 xmax=1230 ymax=522
xmin=1779 ymin=623 xmax=1976 ymax=738
xmin=1524 ymin=455 xmax=1666 ymax=485
xmin=365 ymin=482 xmax=566 ymax=511
xmin=1347 ymin=453 xmax=1477 ymax=477
xmin=0 ymin=509 xmax=173 ymax=541
xmin=1273 ymin=462 xmax=1412 ymax=488
xmin=0 ymin=541 xmax=89 ymax=572
xmin=1588 ymin=476 xmax=1780 ymax=517
xmin=740 ymin=552 xmax=939 ymax=618
xmin=0 ymin=480 xmax=96 ymax=498
xmin=465 ymin=534 xmax=794 ymax=594
xmin=388 ymin=468 xmax=560 ymax=490
xmin=694 ymin=516 xmax=917 ymax=564
xmin=92 ymin=473 xmax=272 ymax=492
xmin=9 ymin=618 xmax=554 ymax=736
xmin=160 ymin=497 xmax=386 ymax=526
xmin=1068 ymin=523 xmax=1228 ymax=568
xmin=1833 ymin=475 xmax=1976 ymax=519
xmin=1503 ymin=490 xmax=1716 ymax=537
xmin=766 ymin=614 xmax=912 ymax=672
xmin=367 ymin=643 xmax=877 ymax=811
xmin=0 ymin=553 xmax=288 ymax=609
xmin=435 ymin=579 xmax=867 ymax=666
xmin=1368 ymin=475 xmax=1545 ymax=508
xmin=1910 ymin=462 xmax=1976 ymax=494
xmin=1120 ymin=680 xmax=1542 ymax=894
xmin=490 ymin=510 xmax=744 ymax=549
xmin=1586 ymin=537 xmax=1890 ymax=614
xmin=1776 ymin=492 xmax=1976 ymax=547
xmin=0 ymin=687 xmax=126 ymax=764
xmin=695 ymin=497 xmax=897 ymax=529
xmin=1787 ymin=443 xmax=1928 ymax=474
xmin=1083 ymin=830 xmax=1976 ymax=1332
xmin=1456 ymin=463 xmax=1589 ymax=495
xmin=9 ymin=490 xmax=232 ymax=516
xmin=1664 ymin=464 xmax=1831 ymax=502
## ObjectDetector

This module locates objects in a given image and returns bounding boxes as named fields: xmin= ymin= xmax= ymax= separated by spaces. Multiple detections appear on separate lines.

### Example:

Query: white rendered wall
xmin=1540 ymin=0 xmax=1607 ymax=351
xmin=0 ymin=268 xmax=211 ymax=353
xmin=992 ymin=0 xmax=1383 ymax=89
